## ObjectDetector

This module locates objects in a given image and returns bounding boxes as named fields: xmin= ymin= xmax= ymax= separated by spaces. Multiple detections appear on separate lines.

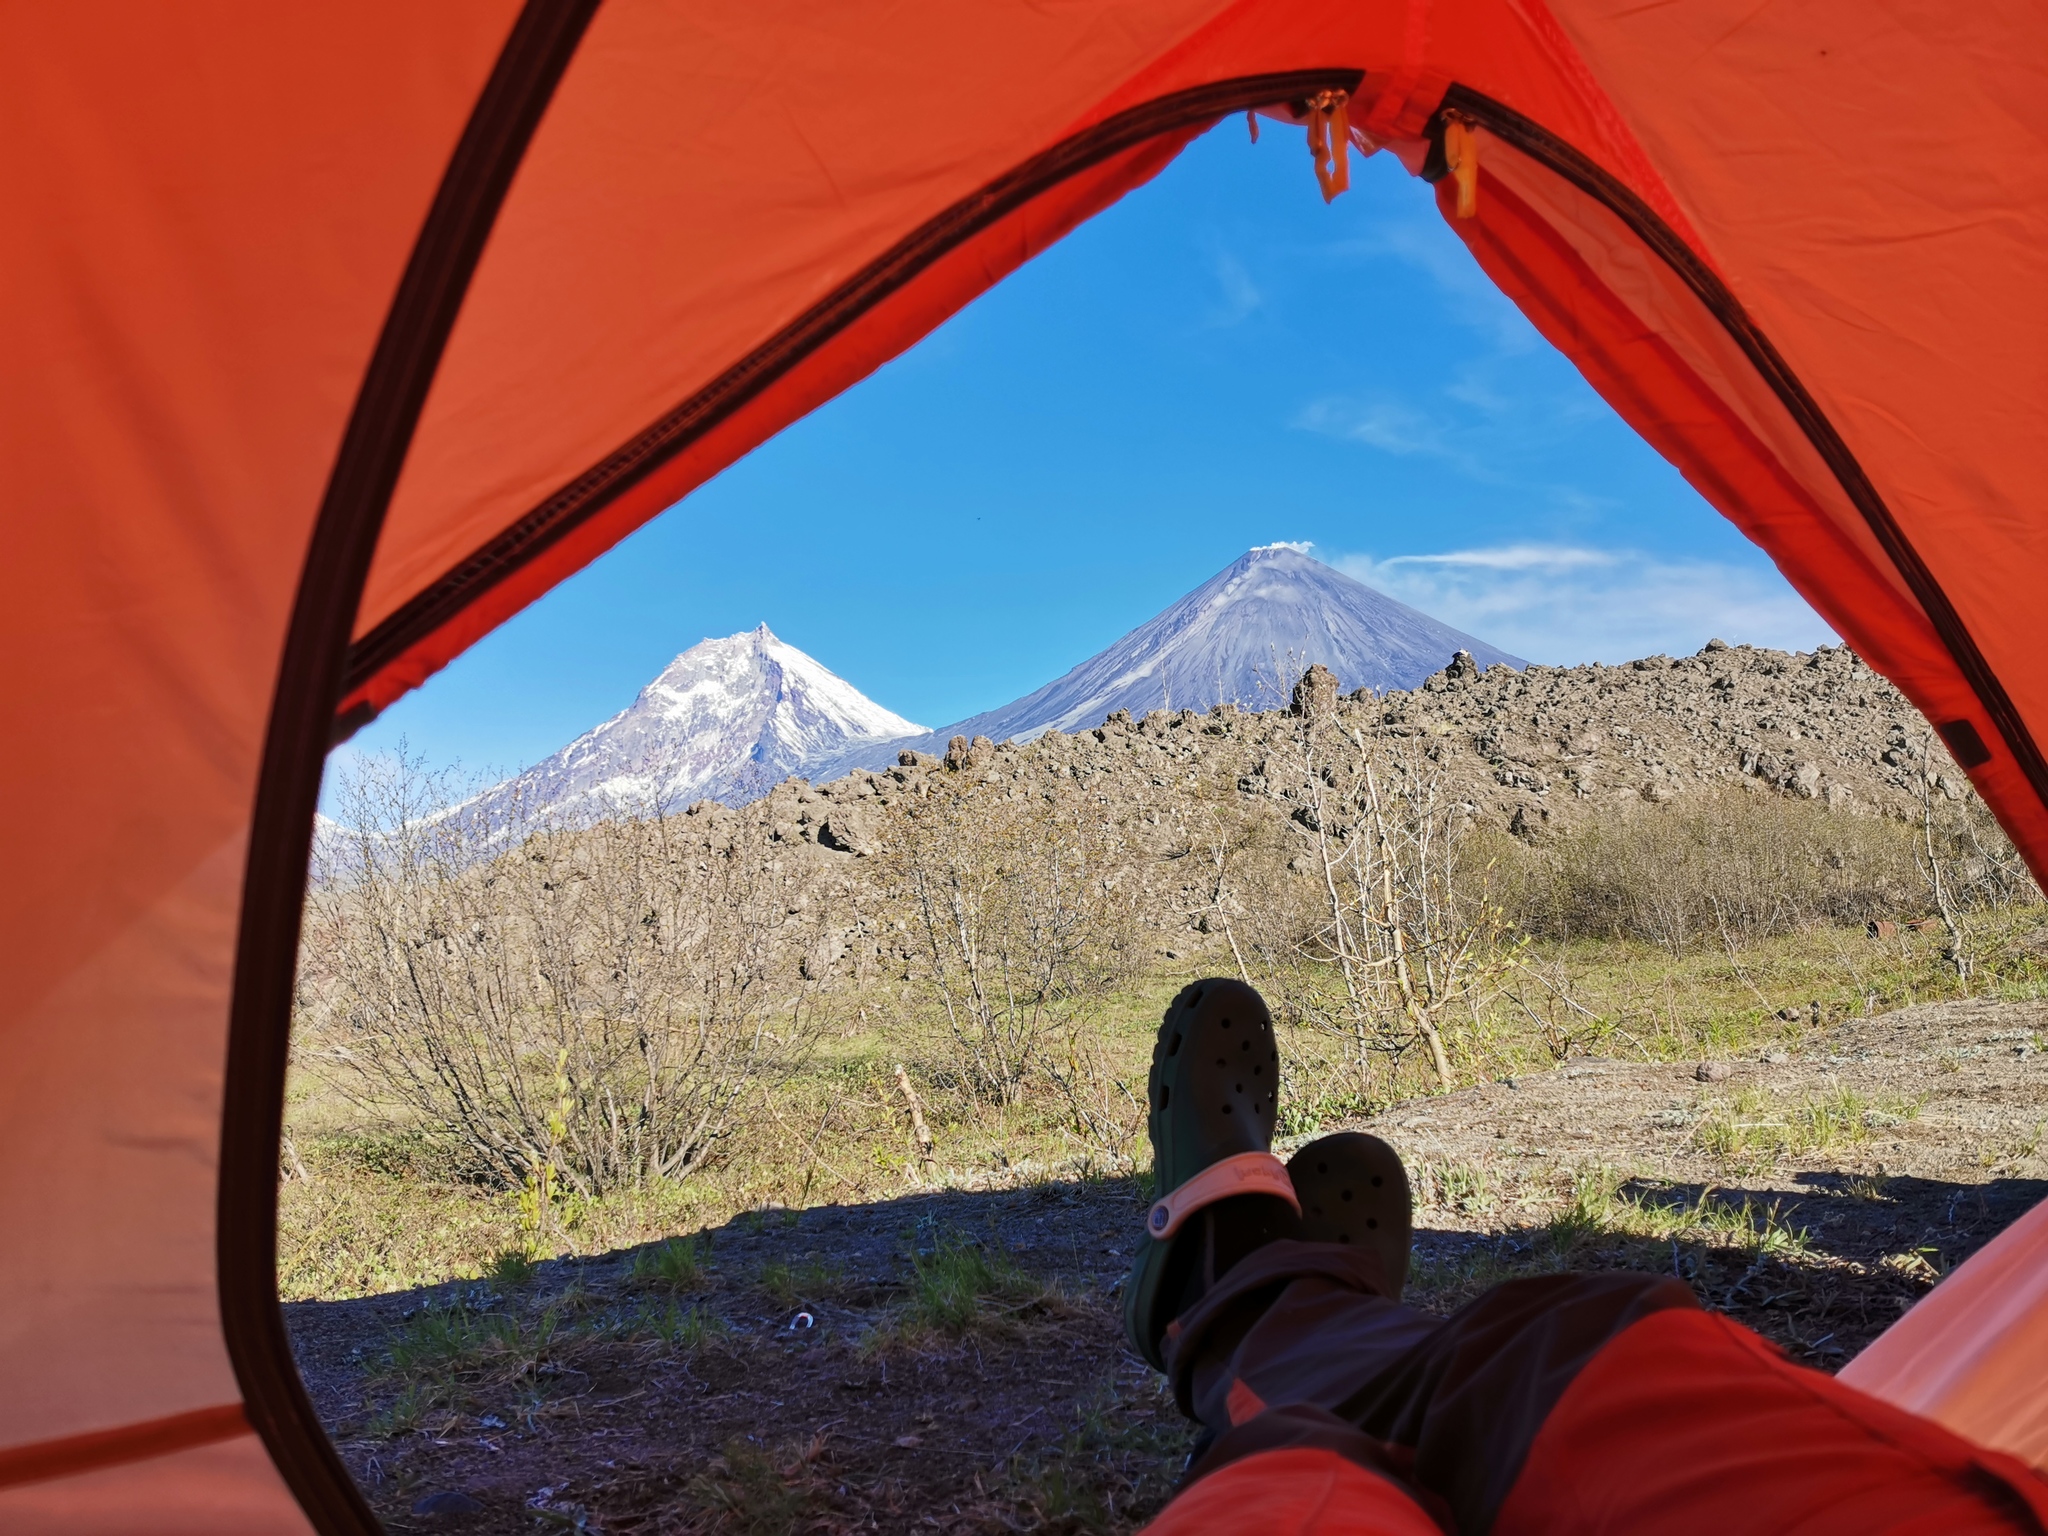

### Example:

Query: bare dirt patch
xmin=1379 ymin=996 xmax=2048 ymax=1360
xmin=288 ymin=1181 xmax=1179 ymax=1534
xmin=289 ymin=998 xmax=2048 ymax=1533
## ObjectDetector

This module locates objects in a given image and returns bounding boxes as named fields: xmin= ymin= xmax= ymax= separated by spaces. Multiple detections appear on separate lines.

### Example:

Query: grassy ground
xmin=282 ymin=909 xmax=2048 ymax=1304
xmin=286 ymin=984 xmax=2048 ymax=1532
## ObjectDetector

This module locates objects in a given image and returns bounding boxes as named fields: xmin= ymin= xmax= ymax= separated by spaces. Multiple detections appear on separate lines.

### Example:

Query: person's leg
xmin=1126 ymin=979 xmax=2048 ymax=1535
xmin=1156 ymin=1221 xmax=2048 ymax=1535
xmin=1166 ymin=1246 xmax=1693 ymax=1532
xmin=1124 ymin=983 xmax=1417 ymax=1374
xmin=1494 ymin=1304 xmax=2048 ymax=1536
xmin=1140 ymin=1444 xmax=1445 ymax=1536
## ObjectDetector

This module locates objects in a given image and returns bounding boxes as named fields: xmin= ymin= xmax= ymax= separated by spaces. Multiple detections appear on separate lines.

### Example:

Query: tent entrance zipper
xmin=1424 ymin=84 xmax=2048 ymax=816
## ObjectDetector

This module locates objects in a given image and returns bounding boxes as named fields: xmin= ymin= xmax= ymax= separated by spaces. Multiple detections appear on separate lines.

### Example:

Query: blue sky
xmin=342 ymin=120 xmax=1831 ymax=787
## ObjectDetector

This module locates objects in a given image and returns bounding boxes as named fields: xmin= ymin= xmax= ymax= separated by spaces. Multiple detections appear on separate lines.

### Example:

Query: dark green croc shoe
xmin=1123 ymin=978 xmax=1300 ymax=1369
xmin=1286 ymin=1132 xmax=1412 ymax=1300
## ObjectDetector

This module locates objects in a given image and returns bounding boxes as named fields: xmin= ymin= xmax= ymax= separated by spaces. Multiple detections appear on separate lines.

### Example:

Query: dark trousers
xmin=1145 ymin=1241 xmax=2048 ymax=1536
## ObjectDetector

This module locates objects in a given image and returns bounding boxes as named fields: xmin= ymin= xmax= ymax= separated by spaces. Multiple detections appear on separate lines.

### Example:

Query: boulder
xmin=1291 ymin=663 xmax=1340 ymax=719
xmin=818 ymin=810 xmax=877 ymax=856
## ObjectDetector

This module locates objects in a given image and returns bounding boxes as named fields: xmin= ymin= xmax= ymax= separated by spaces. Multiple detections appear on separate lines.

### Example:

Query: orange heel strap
xmin=1148 ymin=1152 xmax=1300 ymax=1240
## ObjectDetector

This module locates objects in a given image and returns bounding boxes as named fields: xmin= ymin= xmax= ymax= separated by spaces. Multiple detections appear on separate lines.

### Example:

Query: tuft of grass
xmin=894 ymin=1233 xmax=1047 ymax=1337
xmin=1006 ymin=1372 xmax=1185 ymax=1534
xmin=629 ymin=1233 xmax=710 ymax=1291
xmin=759 ymin=1255 xmax=841 ymax=1308
xmin=634 ymin=1298 xmax=727 ymax=1350
xmin=1546 ymin=1166 xmax=1623 ymax=1253
xmin=363 ymin=1381 xmax=435 ymax=1439
xmin=685 ymin=1437 xmax=830 ymax=1536
xmin=1843 ymin=1170 xmax=1891 ymax=1202
xmin=485 ymin=1248 xmax=535 ymax=1285
xmin=1884 ymin=1247 xmax=1947 ymax=1283
xmin=1609 ymin=1182 xmax=1812 ymax=1259
xmin=1795 ymin=1086 xmax=1870 ymax=1150
xmin=1694 ymin=1084 xmax=1921 ymax=1168
xmin=1416 ymin=1159 xmax=1493 ymax=1214
xmin=378 ymin=1295 xmax=564 ymax=1397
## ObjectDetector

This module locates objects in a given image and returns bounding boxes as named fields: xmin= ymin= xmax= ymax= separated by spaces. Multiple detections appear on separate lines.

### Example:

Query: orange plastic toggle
xmin=1147 ymin=1151 xmax=1301 ymax=1240
xmin=1306 ymin=90 xmax=1353 ymax=202
xmin=1444 ymin=113 xmax=1479 ymax=217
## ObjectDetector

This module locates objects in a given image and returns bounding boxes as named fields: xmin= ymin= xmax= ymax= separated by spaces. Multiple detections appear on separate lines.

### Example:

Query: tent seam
xmin=0 ymin=1404 xmax=250 ymax=1492
xmin=337 ymin=68 xmax=1367 ymax=727
xmin=1434 ymin=85 xmax=2048 ymax=823
xmin=218 ymin=2 xmax=604 ymax=1532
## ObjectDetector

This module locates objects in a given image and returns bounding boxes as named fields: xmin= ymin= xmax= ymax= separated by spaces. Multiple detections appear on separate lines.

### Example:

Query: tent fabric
xmin=3 ymin=1 xmax=2045 ymax=1529
xmin=1842 ymin=1192 xmax=2048 ymax=1469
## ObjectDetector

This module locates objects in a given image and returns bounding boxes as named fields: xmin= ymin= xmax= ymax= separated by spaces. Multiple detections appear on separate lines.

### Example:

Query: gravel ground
xmin=288 ymin=997 xmax=2048 ymax=1533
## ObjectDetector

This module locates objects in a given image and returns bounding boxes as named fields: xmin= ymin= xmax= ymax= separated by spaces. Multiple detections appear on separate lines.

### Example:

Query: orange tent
xmin=3 ymin=2 xmax=2043 ymax=1528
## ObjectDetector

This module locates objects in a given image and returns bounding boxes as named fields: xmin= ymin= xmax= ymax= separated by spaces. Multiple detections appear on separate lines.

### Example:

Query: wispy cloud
xmin=1294 ymin=397 xmax=1445 ymax=457
xmin=1204 ymin=250 xmax=1263 ymax=327
xmin=1379 ymin=545 xmax=1617 ymax=573
xmin=1327 ymin=544 xmax=1835 ymax=665
xmin=1293 ymin=380 xmax=1596 ymax=488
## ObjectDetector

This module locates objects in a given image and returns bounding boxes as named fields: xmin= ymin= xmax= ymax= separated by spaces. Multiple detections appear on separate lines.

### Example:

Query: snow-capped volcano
xmin=805 ymin=546 xmax=1523 ymax=779
xmin=470 ymin=626 xmax=923 ymax=823
xmin=454 ymin=549 xmax=1520 ymax=821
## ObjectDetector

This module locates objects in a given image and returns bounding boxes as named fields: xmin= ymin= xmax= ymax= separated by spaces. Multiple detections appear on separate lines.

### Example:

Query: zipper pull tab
xmin=1305 ymin=89 xmax=1353 ymax=202
xmin=1443 ymin=111 xmax=1479 ymax=217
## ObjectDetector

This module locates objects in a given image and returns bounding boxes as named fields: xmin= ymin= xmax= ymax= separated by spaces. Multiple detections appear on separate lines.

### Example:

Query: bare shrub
xmin=1239 ymin=691 xmax=1520 ymax=1095
xmin=1513 ymin=791 xmax=1938 ymax=952
xmin=300 ymin=753 xmax=823 ymax=1196
xmin=1041 ymin=1021 xmax=1148 ymax=1172
xmin=1913 ymin=749 xmax=2043 ymax=986
xmin=1920 ymin=777 xmax=2042 ymax=913
xmin=883 ymin=779 xmax=1140 ymax=1107
xmin=1169 ymin=751 xmax=1304 ymax=981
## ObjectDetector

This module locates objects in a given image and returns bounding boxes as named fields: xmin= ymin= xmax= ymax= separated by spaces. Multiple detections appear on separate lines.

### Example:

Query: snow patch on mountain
xmin=467 ymin=626 xmax=923 ymax=826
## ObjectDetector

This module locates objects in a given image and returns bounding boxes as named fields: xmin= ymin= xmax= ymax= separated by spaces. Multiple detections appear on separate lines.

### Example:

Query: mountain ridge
xmin=461 ymin=625 xmax=922 ymax=826
xmin=803 ymin=546 xmax=1523 ymax=782
xmin=454 ymin=546 xmax=1523 ymax=824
